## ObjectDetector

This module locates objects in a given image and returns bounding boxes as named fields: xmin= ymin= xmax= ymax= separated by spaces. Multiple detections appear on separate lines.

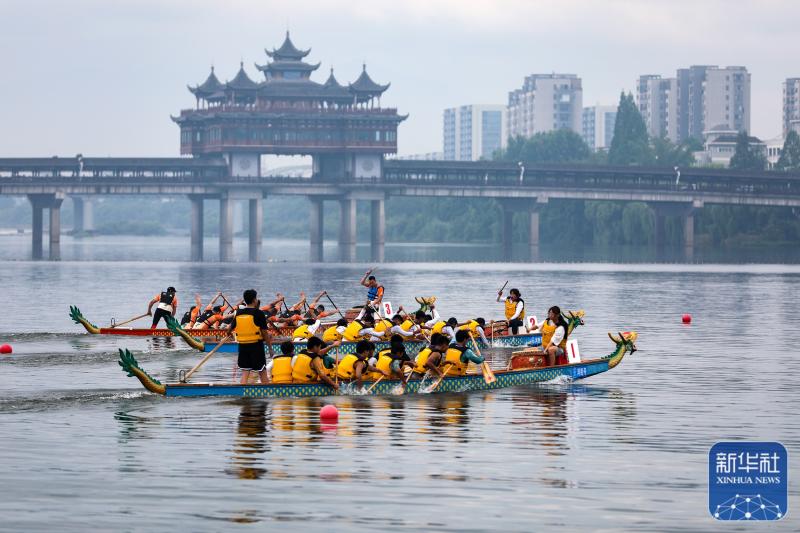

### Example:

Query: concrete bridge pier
xmin=338 ymin=197 xmax=357 ymax=262
xmin=71 ymin=196 xmax=94 ymax=234
xmin=500 ymin=198 xmax=535 ymax=261
xmin=27 ymin=193 xmax=64 ymax=260
xmin=309 ymin=197 xmax=324 ymax=262
xmin=370 ymin=197 xmax=385 ymax=263
xmin=189 ymin=195 xmax=204 ymax=261
xmin=248 ymin=197 xmax=263 ymax=262
xmin=527 ymin=196 xmax=549 ymax=257
xmin=219 ymin=195 xmax=234 ymax=262
xmin=649 ymin=201 xmax=703 ymax=248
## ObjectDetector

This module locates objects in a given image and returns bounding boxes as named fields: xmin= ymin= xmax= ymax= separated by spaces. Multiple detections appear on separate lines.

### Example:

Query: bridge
xmin=2 ymin=156 xmax=799 ymax=261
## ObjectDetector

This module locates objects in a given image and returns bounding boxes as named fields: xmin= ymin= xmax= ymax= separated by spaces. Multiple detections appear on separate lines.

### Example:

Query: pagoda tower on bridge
xmin=174 ymin=32 xmax=406 ymax=180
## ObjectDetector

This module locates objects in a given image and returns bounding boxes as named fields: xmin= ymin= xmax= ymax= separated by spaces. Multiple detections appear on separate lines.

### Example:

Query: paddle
xmin=325 ymin=293 xmax=345 ymax=319
xmin=469 ymin=333 xmax=496 ymax=384
xmin=366 ymin=375 xmax=384 ymax=393
xmin=109 ymin=313 xmax=149 ymax=329
xmin=183 ymin=334 xmax=232 ymax=382
xmin=429 ymin=364 xmax=452 ymax=392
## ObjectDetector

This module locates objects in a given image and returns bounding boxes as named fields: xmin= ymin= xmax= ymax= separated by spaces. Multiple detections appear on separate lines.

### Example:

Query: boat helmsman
xmin=147 ymin=286 xmax=178 ymax=329
xmin=229 ymin=289 xmax=271 ymax=384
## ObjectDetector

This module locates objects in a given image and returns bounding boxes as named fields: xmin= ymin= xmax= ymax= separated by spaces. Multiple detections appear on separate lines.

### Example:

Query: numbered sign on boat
xmin=382 ymin=301 xmax=394 ymax=318
xmin=566 ymin=338 xmax=581 ymax=364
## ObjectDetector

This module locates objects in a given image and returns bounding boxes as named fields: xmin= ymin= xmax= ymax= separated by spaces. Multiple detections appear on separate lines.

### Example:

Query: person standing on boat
xmin=229 ymin=289 xmax=271 ymax=385
xmin=497 ymin=288 xmax=526 ymax=335
xmin=541 ymin=306 xmax=569 ymax=367
xmin=360 ymin=269 xmax=384 ymax=310
xmin=147 ymin=287 xmax=178 ymax=329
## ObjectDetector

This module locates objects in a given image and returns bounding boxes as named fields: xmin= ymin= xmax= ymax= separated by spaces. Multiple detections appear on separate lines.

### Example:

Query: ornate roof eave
xmin=265 ymin=31 xmax=311 ymax=60
xmin=226 ymin=63 xmax=260 ymax=91
xmin=349 ymin=65 xmax=390 ymax=95
xmin=257 ymin=61 xmax=321 ymax=73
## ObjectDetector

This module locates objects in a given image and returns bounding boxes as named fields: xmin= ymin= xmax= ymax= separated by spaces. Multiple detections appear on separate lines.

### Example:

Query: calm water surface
xmin=1 ymin=253 xmax=799 ymax=530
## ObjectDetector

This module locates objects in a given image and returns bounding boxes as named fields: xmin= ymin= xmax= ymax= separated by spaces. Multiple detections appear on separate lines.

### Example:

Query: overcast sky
xmin=0 ymin=0 xmax=797 ymax=158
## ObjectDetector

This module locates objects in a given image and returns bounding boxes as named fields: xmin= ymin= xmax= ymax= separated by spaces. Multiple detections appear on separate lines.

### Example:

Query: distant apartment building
xmin=443 ymin=105 xmax=506 ymax=161
xmin=582 ymin=105 xmax=617 ymax=151
xmin=677 ymin=65 xmax=750 ymax=141
xmin=636 ymin=75 xmax=678 ymax=142
xmin=784 ymin=78 xmax=800 ymax=136
xmin=507 ymin=74 xmax=583 ymax=140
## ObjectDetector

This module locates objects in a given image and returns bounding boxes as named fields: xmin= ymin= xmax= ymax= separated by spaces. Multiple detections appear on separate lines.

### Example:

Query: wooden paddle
xmin=325 ymin=293 xmax=345 ymax=319
xmin=366 ymin=375 xmax=384 ymax=393
xmin=429 ymin=364 xmax=452 ymax=392
xmin=469 ymin=333 xmax=496 ymax=384
xmin=109 ymin=312 xmax=150 ymax=328
xmin=183 ymin=334 xmax=232 ymax=382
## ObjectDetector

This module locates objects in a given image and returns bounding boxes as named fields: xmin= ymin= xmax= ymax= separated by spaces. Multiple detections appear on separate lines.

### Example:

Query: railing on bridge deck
xmin=0 ymin=157 xmax=228 ymax=181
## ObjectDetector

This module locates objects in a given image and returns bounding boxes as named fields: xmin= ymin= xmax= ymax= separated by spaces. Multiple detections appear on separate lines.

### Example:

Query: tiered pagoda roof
xmin=186 ymin=32 xmax=391 ymax=106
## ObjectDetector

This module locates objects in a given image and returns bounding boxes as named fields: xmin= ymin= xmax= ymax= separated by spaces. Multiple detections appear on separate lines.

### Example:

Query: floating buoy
xmin=0 ymin=344 xmax=12 ymax=354
xmin=682 ymin=314 xmax=692 ymax=324
xmin=319 ymin=404 xmax=339 ymax=421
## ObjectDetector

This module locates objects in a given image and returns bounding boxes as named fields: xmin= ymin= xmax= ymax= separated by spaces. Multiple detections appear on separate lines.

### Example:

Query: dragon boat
xmin=118 ymin=331 xmax=637 ymax=398
xmin=69 ymin=306 xmax=295 ymax=339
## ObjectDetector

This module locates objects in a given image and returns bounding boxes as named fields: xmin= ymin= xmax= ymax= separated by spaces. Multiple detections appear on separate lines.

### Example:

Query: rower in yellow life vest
xmin=268 ymin=340 xmax=294 ymax=384
xmin=412 ymin=333 xmax=450 ymax=377
xmin=373 ymin=335 xmax=414 ymax=383
xmin=342 ymin=311 xmax=383 ymax=342
xmin=442 ymin=330 xmax=485 ymax=376
xmin=541 ymin=305 xmax=569 ymax=367
xmin=292 ymin=318 xmax=321 ymax=341
xmin=430 ymin=317 xmax=458 ymax=341
xmin=389 ymin=312 xmax=419 ymax=339
xmin=290 ymin=337 xmax=340 ymax=390
xmin=336 ymin=340 xmax=386 ymax=386
xmin=322 ymin=318 xmax=348 ymax=343
xmin=457 ymin=317 xmax=490 ymax=345
xmin=497 ymin=287 xmax=526 ymax=335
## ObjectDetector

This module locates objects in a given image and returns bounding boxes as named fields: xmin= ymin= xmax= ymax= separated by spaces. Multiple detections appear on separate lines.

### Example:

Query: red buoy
xmin=682 ymin=314 xmax=692 ymax=324
xmin=0 ymin=344 xmax=12 ymax=354
xmin=319 ymin=404 xmax=339 ymax=421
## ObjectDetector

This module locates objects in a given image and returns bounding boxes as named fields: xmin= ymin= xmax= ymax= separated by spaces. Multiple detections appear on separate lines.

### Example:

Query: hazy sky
xmin=0 ymin=0 xmax=797 ymax=158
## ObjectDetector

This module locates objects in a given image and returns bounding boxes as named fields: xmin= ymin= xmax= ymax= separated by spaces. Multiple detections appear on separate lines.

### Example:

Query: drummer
xmin=497 ymin=287 xmax=526 ymax=335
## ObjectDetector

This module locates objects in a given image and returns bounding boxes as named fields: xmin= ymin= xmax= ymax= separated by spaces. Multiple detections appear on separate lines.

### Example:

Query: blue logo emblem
xmin=709 ymin=441 xmax=787 ymax=520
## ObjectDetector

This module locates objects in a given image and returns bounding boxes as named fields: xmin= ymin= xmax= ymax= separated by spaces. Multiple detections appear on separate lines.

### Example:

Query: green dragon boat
xmin=118 ymin=331 xmax=637 ymax=398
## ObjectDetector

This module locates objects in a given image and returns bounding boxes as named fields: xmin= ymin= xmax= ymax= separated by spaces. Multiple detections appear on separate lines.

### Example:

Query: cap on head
xmin=167 ymin=286 xmax=176 ymax=293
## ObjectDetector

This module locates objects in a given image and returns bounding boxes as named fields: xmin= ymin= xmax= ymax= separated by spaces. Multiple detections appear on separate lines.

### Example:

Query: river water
xmin=0 ymin=238 xmax=799 ymax=531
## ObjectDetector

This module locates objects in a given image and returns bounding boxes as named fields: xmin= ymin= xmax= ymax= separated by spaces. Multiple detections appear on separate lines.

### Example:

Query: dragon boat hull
xmin=198 ymin=332 xmax=543 ymax=355
xmin=117 ymin=331 xmax=637 ymax=399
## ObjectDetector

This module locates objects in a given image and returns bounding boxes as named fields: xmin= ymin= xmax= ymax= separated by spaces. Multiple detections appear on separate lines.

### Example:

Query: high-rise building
xmin=676 ymin=65 xmax=750 ymax=141
xmin=636 ymin=75 xmax=678 ymax=142
xmin=582 ymin=105 xmax=617 ymax=151
xmin=784 ymin=78 xmax=800 ymax=137
xmin=507 ymin=74 xmax=582 ymax=140
xmin=442 ymin=105 xmax=506 ymax=161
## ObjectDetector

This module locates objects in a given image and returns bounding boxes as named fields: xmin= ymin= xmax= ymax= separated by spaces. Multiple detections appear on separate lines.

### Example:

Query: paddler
xmin=334 ymin=340 xmax=384 ymax=386
xmin=541 ymin=306 xmax=569 ymax=367
xmin=193 ymin=296 xmax=230 ymax=330
xmin=429 ymin=316 xmax=458 ymax=341
xmin=322 ymin=318 xmax=348 ymax=343
xmin=290 ymin=336 xmax=340 ymax=390
xmin=147 ymin=286 xmax=178 ymax=328
xmin=497 ymin=287 xmax=526 ymax=335
xmin=266 ymin=341 xmax=294 ymax=384
xmin=389 ymin=310 xmax=420 ymax=339
xmin=457 ymin=317 xmax=490 ymax=345
xmin=373 ymin=335 xmax=414 ymax=383
xmin=304 ymin=291 xmax=336 ymax=321
xmin=180 ymin=293 xmax=202 ymax=327
xmin=343 ymin=309 xmax=384 ymax=342
xmin=359 ymin=269 xmax=384 ymax=308
xmin=228 ymin=289 xmax=271 ymax=384
xmin=292 ymin=318 xmax=322 ymax=341
xmin=442 ymin=329 xmax=485 ymax=376
xmin=412 ymin=332 xmax=450 ymax=378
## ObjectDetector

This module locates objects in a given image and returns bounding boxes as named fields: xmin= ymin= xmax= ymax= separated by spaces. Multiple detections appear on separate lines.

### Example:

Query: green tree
xmin=652 ymin=137 xmax=696 ymax=168
xmin=729 ymin=130 xmax=767 ymax=171
xmin=499 ymin=129 xmax=591 ymax=163
xmin=776 ymin=130 xmax=800 ymax=171
xmin=607 ymin=92 xmax=654 ymax=165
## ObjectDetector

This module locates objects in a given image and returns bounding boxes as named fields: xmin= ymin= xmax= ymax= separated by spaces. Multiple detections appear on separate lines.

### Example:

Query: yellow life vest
xmin=322 ymin=325 xmax=343 ymax=343
xmin=371 ymin=349 xmax=392 ymax=380
xmin=271 ymin=356 xmax=293 ymax=384
xmin=336 ymin=354 xmax=359 ymax=379
xmin=291 ymin=351 xmax=317 ymax=383
xmin=414 ymin=347 xmax=432 ymax=374
xmin=504 ymin=298 xmax=525 ymax=322
xmin=234 ymin=313 xmax=262 ymax=344
xmin=292 ymin=324 xmax=312 ymax=340
xmin=374 ymin=318 xmax=393 ymax=333
xmin=541 ymin=320 xmax=567 ymax=349
xmin=463 ymin=320 xmax=479 ymax=334
xmin=431 ymin=321 xmax=446 ymax=334
xmin=444 ymin=346 xmax=468 ymax=376
xmin=343 ymin=320 xmax=365 ymax=342
xmin=400 ymin=319 xmax=414 ymax=331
